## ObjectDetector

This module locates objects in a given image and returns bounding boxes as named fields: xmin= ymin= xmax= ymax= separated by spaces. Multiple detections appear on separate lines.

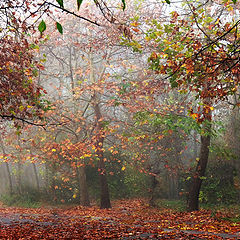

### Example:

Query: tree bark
xmin=187 ymin=129 xmax=211 ymax=211
xmin=88 ymin=47 xmax=111 ymax=209
xmin=98 ymin=153 xmax=111 ymax=209
xmin=187 ymin=75 xmax=212 ymax=211
xmin=94 ymin=102 xmax=111 ymax=209
xmin=77 ymin=165 xmax=90 ymax=206
xmin=149 ymin=175 xmax=158 ymax=207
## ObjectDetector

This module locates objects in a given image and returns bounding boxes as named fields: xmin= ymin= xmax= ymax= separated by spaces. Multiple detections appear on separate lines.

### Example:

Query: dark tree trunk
xmin=149 ymin=175 xmax=158 ymax=207
xmin=187 ymin=134 xmax=211 ymax=211
xmin=187 ymin=85 xmax=212 ymax=211
xmin=93 ymin=101 xmax=111 ymax=209
xmin=99 ymin=155 xmax=111 ymax=209
xmin=77 ymin=166 xmax=90 ymax=206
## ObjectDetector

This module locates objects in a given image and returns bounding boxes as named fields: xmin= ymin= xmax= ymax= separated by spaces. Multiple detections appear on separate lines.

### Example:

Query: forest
xmin=0 ymin=0 xmax=240 ymax=239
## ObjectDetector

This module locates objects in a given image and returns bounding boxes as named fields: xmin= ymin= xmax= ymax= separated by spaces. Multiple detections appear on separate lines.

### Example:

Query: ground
xmin=0 ymin=199 xmax=239 ymax=239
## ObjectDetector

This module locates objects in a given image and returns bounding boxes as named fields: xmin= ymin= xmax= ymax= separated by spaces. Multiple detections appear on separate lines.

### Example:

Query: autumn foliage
xmin=0 ymin=199 xmax=239 ymax=239
xmin=1 ymin=1 xmax=240 ymax=238
xmin=0 ymin=0 xmax=48 ymax=124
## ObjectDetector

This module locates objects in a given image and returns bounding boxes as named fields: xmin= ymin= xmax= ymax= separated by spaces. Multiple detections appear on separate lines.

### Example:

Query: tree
xmin=36 ymin=0 xmax=172 ymax=208
xmin=0 ymin=0 xmax=130 ymax=125
xmin=139 ymin=0 xmax=240 ymax=210
xmin=34 ymin=6 xmax=128 ymax=208
xmin=0 ymin=30 xmax=44 ymax=124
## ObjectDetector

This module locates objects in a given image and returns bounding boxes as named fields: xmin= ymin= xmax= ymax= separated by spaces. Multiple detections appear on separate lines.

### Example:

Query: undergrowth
xmin=0 ymin=193 xmax=41 ymax=208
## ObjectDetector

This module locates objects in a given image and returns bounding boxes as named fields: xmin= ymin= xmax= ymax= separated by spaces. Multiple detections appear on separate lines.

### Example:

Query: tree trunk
xmin=187 ymin=133 xmax=211 ymax=211
xmin=5 ymin=162 xmax=13 ymax=195
xmin=94 ymin=102 xmax=111 ymax=209
xmin=77 ymin=166 xmax=90 ymax=206
xmin=88 ymin=47 xmax=111 ymax=209
xmin=32 ymin=162 xmax=40 ymax=192
xmin=99 ymin=155 xmax=111 ymax=209
xmin=149 ymin=175 xmax=158 ymax=207
xmin=16 ymin=161 xmax=22 ymax=194
xmin=0 ymin=136 xmax=13 ymax=195
xmin=187 ymin=80 xmax=212 ymax=211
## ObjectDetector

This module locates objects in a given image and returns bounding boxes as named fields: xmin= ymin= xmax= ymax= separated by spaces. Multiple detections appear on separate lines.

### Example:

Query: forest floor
xmin=0 ymin=199 xmax=239 ymax=239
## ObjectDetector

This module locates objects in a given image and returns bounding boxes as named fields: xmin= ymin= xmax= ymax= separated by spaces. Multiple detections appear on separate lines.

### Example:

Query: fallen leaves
xmin=0 ymin=199 xmax=239 ymax=239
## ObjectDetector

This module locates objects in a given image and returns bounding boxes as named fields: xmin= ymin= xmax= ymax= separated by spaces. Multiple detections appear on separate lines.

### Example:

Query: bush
xmin=86 ymin=152 xmax=151 ymax=200
xmin=123 ymin=166 xmax=151 ymax=198
xmin=200 ymin=161 xmax=238 ymax=205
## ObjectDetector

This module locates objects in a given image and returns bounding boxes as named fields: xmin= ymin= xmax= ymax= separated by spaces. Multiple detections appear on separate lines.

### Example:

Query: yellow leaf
xmin=121 ymin=166 xmax=126 ymax=171
xmin=191 ymin=113 xmax=198 ymax=120
xmin=19 ymin=106 xmax=24 ymax=111
xmin=130 ymin=22 xmax=139 ymax=27
xmin=84 ymin=153 xmax=92 ymax=158
xmin=145 ymin=36 xmax=151 ymax=41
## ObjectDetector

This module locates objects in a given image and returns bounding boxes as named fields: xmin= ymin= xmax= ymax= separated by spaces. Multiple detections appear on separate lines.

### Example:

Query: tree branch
xmin=45 ymin=2 xmax=101 ymax=26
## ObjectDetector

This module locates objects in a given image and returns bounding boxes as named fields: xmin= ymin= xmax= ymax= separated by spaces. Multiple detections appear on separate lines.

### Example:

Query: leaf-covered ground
xmin=0 ymin=199 xmax=239 ymax=239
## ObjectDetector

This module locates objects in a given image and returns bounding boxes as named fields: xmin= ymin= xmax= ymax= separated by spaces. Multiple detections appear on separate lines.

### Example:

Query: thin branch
xmin=45 ymin=2 xmax=101 ymax=26
xmin=0 ymin=114 xmax=66 ymax=128
xmin=0 ymin=114 xmax=46 ymax=127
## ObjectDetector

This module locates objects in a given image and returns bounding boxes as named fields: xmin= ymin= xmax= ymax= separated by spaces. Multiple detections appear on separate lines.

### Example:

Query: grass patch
xmin=155 ymin=199 xmax=186 ymax=212
xmin=155 ymin=199 xmax=240 ymax=222
xmin=0 ymin=194 xmax=41 ymax=208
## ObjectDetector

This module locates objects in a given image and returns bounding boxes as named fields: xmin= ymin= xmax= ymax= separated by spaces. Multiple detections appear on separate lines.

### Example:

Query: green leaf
xmin=38 ymin=20 xmax=46 ymax=33
xmin=232 ymin=0 xmax=237 ymax=3
xmin=77 ymin=0 xmax=83 ymax=10
xmin=165 ymin=0 xmax=170 ymax=4
xmin=56 ymin=22 xmax=63 ymax=34
xmin=56 ymin=0 xmax=64 ymax=8
xmin=122 ymin=0 xmax=126 ymax=10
